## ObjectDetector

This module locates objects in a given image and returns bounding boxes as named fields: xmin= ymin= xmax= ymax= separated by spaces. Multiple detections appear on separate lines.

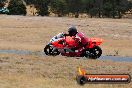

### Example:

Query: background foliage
xmin=0 ymin=0 xmax=132 ymax=18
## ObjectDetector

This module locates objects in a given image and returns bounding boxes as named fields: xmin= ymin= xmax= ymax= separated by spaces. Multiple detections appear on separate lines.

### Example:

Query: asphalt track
xmin=0 ymin=49 xmax=132 ymax=62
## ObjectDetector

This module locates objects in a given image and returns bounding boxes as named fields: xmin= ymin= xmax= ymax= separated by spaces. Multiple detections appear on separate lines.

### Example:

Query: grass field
xmin=0 ymin=15 xmax=132 ymax=88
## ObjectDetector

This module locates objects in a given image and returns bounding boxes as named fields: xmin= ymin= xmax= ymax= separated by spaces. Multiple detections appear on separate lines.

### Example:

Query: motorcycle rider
xmin=51 ymin=26 xmax=89 ymax=52
xmin=67 ymin=26 xmax=89 ymax=52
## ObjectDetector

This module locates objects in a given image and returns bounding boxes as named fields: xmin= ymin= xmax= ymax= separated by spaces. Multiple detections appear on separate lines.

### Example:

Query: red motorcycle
xmin=44 ymin=36 xmax=103 ymax=59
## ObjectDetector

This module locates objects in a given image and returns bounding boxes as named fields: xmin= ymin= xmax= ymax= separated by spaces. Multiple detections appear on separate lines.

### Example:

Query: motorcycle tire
xmin=44 ymin=45 xmax=60 ymax=56
xmin=84 ymin=46 xmax=102 ymax=59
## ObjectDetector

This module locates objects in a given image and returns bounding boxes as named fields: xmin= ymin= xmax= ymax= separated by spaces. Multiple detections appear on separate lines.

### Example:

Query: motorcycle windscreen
xmin=89 ymin=38 xmax=103 ymax=45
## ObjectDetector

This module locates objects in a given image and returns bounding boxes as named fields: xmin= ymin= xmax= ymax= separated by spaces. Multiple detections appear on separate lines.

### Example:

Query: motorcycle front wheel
xmin=84 ymin=46 xmax=102 ymax=59
xmin=44 ymin=45 xmax=60 ymax=56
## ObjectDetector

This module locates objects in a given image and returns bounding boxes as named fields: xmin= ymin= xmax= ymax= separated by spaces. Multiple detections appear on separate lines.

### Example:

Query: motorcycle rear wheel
xmin=44 ymin=45 xmax=60 ymax=56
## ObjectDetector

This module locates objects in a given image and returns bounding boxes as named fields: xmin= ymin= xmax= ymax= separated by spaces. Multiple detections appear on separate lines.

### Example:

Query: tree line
xmin=0 ymin=0 xmax=132 ymax=18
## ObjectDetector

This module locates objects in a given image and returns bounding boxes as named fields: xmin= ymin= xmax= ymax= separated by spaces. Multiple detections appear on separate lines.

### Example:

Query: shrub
xmin=8 ymin=0 xmax=26 ymax=15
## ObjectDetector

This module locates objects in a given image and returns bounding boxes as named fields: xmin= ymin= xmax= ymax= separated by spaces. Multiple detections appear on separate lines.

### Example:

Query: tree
xmin=8 ymin=0 xmax=26 ymax=15
xmin=24 ymin=0 xmax=50 ymax=16
xmin=89 ymin=8 xmax=98 ymax=18
xmin=102 ymin=0 xmax=131 ymax=18
xmin=102 ymin=1 xmax=113 ymax=17
xmin=0 ymin=0 xmax=7 ymax=7
xmin=66 ymin=0 xmax=83 ymax=18
xmin=97 ymin=0 xmax=103 ymax=17
xmin=82 ymin=0 xmax=96 ymax=17
xmin=35 ymin=0 xmax=49 ymax=16
xmin=116 ymin=0 xmax=130 ymax=18
xmin=16 ymin=0 xmax=132 ymax=18
xmin=50 ymin=0 xmax=68 ymax=17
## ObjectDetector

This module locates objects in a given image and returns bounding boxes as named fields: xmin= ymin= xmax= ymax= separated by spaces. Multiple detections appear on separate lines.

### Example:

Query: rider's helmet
xmin=68 ymin=26 xmax=78 ymax=36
